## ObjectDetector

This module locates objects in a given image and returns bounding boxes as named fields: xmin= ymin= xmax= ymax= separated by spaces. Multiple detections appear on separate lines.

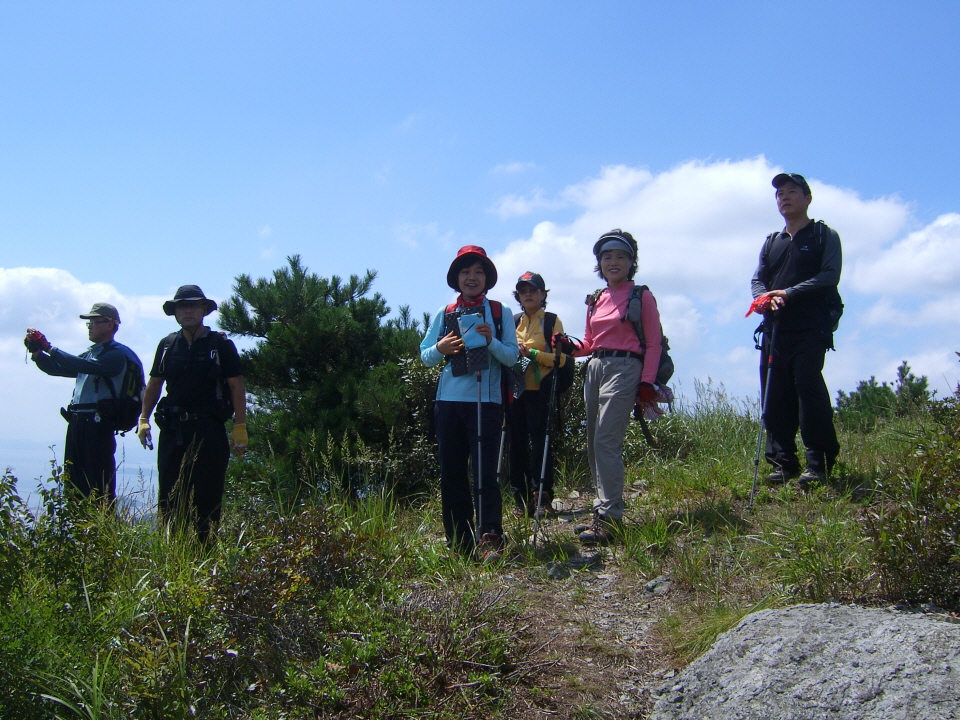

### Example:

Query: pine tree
xmin=217 ymin=255 xmax=422 ymax=456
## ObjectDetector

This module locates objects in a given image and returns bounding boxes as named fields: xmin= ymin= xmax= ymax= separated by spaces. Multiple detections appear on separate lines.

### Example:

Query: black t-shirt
xmin=150 ymin=330 xmax=242 ymax=411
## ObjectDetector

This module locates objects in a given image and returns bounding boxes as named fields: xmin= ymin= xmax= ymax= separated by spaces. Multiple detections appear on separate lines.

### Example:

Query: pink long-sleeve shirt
xmin=574 ymin=281 xmax=663 ymax=386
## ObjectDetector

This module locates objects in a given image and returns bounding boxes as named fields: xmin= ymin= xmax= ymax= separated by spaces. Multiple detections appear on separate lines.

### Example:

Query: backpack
xmin=513 ymin=311 xmax=576 ymax=394
xmin=159 ymin=331 xmax=235 ymax=422
xmin=587 ymin=284 xmax=674 ymax=386
xmin=761 ymin=220 xmax=844 ymax=333
xmin=97 ymin=343 xmax=146 ymax=434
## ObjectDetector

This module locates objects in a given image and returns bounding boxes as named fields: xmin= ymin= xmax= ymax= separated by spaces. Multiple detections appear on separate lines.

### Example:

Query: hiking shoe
xmin=477 ymin=533 xmax=504 ymax=564
xmin=764 ymin=467 xmax=800 ymax=486
xmin=578 ymin=511 xmax=621 ymax=545
xmin=532 ymin=491 xmax=554 ymax=520
xmin=798 ymin=468 xmax=826 ymax=487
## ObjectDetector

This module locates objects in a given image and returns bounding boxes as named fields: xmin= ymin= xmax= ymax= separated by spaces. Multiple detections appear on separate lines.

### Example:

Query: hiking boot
xmin=764 ymin=467 xmax=800 ymax=486
xmin=578 ymin=511 xmax=621 ymax=545
xmin=477 ymin=533 xmax=504 ymax=564
xmin=798 ymin=468 xmax=826 ymax=487
xmin=532 ymin=490 xmax=553 ymax=520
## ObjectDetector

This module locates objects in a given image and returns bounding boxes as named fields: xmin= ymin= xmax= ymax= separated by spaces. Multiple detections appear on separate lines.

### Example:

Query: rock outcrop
xmin=651 ymin=603 xmax=960 ymax=720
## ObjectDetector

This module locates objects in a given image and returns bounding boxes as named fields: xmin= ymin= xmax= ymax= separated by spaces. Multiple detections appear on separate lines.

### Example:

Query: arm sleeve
xmin=419 ymin=307 xmax=448 ymax=368
xmin=487 ymin=308 xmax=519 ymax=368
xmin=535 ymin=316 xmax=565 ymax=367
xmin=751 ymin=241 xmax=771 ymax=299
xmin=785 ymin=227 xmax=842 ymax=298
xmin=33 ymin=351 xmax=78 ymax=378
xmin=219 ymin=337 xmax=243 ymax=378
xmin=639 ymin=290 xmax=663 ymax=386
xmin=572 ymin=305 xmax=595 ymax=357
xmin=38 ymin=345 xmax=125 ymax=378
xmin=149 ymin=340 xmax=167 ymax=378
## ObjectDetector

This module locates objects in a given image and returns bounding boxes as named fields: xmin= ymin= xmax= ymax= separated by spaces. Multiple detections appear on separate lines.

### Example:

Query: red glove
xmin=24 ymin=328 xmax=51 ymax=353
xmin=637 ymin=383 xmax=657 ymax=404
xmin=745 ymin=296 xmax=773 ymax=317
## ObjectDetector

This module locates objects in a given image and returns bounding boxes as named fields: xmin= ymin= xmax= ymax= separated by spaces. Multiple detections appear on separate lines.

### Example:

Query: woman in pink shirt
xmin=572 ymin=230 xmax=662 ymax=544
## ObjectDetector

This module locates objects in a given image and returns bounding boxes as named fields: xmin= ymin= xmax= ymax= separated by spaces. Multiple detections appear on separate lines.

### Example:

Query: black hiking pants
xmin=507 ymin=372 xmax=556 ymax=508
xmin=435 ymin=400 xmax=503 ymax=552
xmin=761 ymin=328 xmax=840 ymax=475
xmin=157 ymin=416 xmax=229 ymax=541
xmin=63 ymin=412 xmax=117 ymax=502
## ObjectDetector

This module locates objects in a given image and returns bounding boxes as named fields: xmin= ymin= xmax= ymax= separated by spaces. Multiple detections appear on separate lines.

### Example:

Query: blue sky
xmin=3 ymin=2 xmax=959 ymax=497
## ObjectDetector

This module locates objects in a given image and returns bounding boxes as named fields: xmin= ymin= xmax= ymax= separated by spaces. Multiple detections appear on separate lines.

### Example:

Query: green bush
xmin=837 ymin=361 xmax=930 ymax=431
xmin=863 ymin=390 xmax=960 ymax=606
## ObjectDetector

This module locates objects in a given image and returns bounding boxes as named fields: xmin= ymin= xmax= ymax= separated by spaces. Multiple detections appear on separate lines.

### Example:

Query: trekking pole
xmin=496 ymin=412 xmax=508 ymax=489
xmin=533 ymin=343 xmax=562 ymax=547
xmin=475 ymin=369 xmax=484 ymax=542
xmin=748 ymin=319 xmax=777 ymax=509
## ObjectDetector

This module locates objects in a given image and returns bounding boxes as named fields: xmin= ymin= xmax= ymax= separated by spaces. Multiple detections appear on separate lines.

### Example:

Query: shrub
xmin=863 ymin=389 xmax=960 ymax=606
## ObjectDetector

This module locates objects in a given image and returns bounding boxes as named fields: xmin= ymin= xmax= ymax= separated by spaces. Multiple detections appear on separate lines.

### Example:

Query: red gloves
xmin=745 ymin=296 xmax=773 ymax=317
xmin=24 ymin=328 xmax=51 ymax=353
xmin=637 ymin=382 xmax=657 ymax=404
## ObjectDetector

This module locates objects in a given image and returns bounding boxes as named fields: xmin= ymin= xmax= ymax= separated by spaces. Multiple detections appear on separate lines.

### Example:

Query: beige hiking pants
xmin=584 ymin=355 xmax=641 ymax=521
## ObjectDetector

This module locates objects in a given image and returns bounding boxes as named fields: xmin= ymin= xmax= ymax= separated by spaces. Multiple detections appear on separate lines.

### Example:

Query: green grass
xmin=2 ymin=379 xmax=958 ymax=717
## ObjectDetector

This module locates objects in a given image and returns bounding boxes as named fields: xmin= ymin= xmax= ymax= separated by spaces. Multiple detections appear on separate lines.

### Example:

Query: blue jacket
xmin=420 ymin=298 xmax=518 ymax=404
xmin=34 ymin=340 xmax=133 ymax=410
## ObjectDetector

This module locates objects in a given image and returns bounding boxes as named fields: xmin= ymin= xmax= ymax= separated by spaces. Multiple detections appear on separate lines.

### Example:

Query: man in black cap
xmin=138 ymin=285 xmax=247 ymax=540
xmin=26 ymin=303 xmax=138 ymax=501
xmin=751 ymin=173 xmax=842 ymax=485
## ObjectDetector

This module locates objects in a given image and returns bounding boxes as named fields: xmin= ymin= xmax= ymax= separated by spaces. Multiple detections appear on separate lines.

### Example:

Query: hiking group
xmin=27 ymin=171 xmax=841 ymax=551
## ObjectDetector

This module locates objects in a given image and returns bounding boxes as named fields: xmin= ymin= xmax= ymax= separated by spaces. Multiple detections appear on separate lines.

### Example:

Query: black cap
xmin=162 ymin=285 xmax=218 ymax=316
xmin=772 ymin=173 xmax=811 ymax=195
xmin=515 ymin=271 xmax=546 ymax=292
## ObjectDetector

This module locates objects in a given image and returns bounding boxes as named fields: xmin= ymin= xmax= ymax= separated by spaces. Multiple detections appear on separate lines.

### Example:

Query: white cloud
xmin=491 ymin=161 xmax=535 ymax=175
xmin=488 ymin=157 xmax=956 ymax=405
xmin=258 ymin=224 xmax=272 ymax=239
xmin=851 ymin=213 xmax=960 ymax=295
xmin=489 ymin=189 xmax=565 ymax=219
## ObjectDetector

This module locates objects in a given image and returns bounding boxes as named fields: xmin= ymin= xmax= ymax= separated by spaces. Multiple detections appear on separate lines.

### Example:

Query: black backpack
xmin=513 ymin=311 xmax=576 ymax=394
xmin=587 ymin=284 xmax=674 ymax=386
xmin=96 ymin=343 xmax=146 ymax=434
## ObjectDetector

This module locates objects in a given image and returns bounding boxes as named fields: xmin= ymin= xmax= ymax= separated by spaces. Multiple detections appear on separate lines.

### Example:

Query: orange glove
xmin=230 ymin=424 xmax=248 ymax=457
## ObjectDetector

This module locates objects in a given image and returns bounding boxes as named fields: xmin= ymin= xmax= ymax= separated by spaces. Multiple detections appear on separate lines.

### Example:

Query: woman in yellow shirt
xmin=508 ymin=272 xmax=566 ymax=518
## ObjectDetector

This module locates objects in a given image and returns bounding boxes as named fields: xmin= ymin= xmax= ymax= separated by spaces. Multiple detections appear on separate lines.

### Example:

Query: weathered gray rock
xmin=650 ymin=603 xmax=960 ymax=720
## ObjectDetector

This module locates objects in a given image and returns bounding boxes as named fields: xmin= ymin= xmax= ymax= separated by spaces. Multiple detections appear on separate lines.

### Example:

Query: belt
xmin=162 ymin=407 xmax=214 ymax=422
xmin=61 ymin=407 xmax=100 ymax=422
xmin=592 ymin=350 xmax=642 ymax=361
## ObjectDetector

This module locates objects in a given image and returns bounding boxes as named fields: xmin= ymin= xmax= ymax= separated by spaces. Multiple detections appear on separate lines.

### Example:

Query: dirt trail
xmin=495 ymin=500 xmax=679 ymax=719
